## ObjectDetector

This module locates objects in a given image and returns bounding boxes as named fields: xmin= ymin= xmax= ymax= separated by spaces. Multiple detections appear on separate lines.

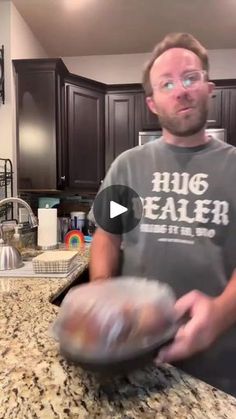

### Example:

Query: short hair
xmin=142 ymin=33 xmax=209 ymax=96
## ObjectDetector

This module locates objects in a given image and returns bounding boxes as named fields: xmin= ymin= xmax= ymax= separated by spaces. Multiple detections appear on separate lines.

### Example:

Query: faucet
xmin=0 ymin=197 xmax=38 ymax=228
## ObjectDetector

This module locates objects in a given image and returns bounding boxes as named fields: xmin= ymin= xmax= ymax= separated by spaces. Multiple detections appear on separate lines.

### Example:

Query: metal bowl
xmin=0 ymin=244 xmax=23 ymax=270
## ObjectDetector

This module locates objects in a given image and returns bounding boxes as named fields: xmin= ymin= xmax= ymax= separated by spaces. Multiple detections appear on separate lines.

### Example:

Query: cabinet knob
xmin=61 ymin=176 xmax=66 ymax=181
xmin=100 ymin=179 xmax=103 ymax=185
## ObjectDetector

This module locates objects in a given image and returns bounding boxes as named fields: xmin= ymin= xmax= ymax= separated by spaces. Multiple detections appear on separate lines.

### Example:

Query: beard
xmin=157 ymin=96 xmax=208 ymax=137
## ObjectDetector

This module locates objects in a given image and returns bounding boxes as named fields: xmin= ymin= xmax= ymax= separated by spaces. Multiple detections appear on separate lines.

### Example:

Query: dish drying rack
xmin=0 ymin=158 xmax=13 ymax=221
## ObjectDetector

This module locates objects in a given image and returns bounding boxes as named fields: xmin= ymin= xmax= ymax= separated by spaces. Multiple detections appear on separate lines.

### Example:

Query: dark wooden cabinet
xmin=66 ymin=82 xmax=105 ymax=191
xmin=139 ymin=92 xmax=161 ymax=130
xmin=222 ymin=86 xmax=236 ymax=147
xmin=13 ymin=59 xmax=67 ymax=191
xmin=227 ymin=88 xmax=236 ymax=147
xmin=140 ymin=87 xmax=224 ymax=131
xmin=207 ymin=88 xmax=223 ymax=128
xmin=208 ymin=80 xmax=236 ymax=147
xmin=13 ymin=60 xmax=236 ymax=194
xmin=105 ymin=86 xmax=143 ymax=171
xmin=14 ymin=59 xmax=105 ymax=193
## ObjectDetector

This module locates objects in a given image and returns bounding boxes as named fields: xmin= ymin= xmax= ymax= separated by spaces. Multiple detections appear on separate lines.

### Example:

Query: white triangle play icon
xmin=110 ymin=200 xmax=128 ymax=219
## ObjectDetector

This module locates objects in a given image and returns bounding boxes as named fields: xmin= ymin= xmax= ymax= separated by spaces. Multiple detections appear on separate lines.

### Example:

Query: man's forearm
xmin=89 ymin=228 xmax=121 ymax=281
xmin=214 ymin=269 xmax=236 ymax=334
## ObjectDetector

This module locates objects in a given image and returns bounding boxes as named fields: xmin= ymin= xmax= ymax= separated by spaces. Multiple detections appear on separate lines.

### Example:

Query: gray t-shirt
xmin=98 ymin=136 xmax=236 ymax=395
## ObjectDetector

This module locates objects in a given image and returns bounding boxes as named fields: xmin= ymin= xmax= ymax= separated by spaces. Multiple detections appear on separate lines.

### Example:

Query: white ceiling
xmin=12 ymin=0 xmax=236 ymax=57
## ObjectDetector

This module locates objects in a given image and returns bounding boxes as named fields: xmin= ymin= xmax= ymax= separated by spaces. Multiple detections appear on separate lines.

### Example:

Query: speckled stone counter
xmin=0 ymin=248 xmax=236 ymax=418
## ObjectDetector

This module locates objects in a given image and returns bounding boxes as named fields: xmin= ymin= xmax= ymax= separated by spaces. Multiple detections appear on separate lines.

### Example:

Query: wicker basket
xmin=32 ymin=250 xmax=78 ymax=274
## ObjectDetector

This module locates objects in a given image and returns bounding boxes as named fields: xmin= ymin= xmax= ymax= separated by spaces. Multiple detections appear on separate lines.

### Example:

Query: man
xmin=89 ymin=33 xmax=236 ymax=396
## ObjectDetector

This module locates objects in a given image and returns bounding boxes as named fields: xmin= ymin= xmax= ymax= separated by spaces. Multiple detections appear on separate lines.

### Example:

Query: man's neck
xmin=162 ymin=128 xmax=210 ymax=147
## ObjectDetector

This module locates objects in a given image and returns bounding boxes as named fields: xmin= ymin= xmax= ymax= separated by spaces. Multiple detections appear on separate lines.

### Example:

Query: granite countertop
xmin=0 ymin=247 xmax=236 ymax=418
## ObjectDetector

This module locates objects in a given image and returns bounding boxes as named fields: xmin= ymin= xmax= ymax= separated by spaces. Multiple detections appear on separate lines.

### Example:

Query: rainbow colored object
xmin=64 ymin=230 xmax=84 ymax=249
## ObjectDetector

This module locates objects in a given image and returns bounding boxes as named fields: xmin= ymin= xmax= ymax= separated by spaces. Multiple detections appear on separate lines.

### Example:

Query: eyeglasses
xmin=153 ymin=70 xmax=207 ymax=94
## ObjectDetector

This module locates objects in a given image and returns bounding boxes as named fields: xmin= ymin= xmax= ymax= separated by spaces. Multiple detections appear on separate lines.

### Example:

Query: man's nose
xmin=173 ymin=81 xmax=189 ymax=100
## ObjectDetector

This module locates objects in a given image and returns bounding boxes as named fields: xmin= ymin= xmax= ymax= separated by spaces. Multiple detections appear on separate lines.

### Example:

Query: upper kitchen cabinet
xmin=105 ymin=85 xmax=143 ymax=171
xmin=139 ymin=92 xmax=161 ymax=130
xmin=140 ymin=85 xmax=224 ymax=131
xmin=206 ymin=88 xmax=223 ymax=128
xmin=221 ymin=82 xmax=236 ymax=147
xmin=227 ymin=88 xmax=236 ymax=147
xmin=13 ymin=64 xmax=236 ymax=195
xmin=209 ymin=79 xmax=236 ymax=147
xmin=65 ymin=75 xmax=105 ymax=192
xmin=13 ymin=59 xmax=68 ymax=191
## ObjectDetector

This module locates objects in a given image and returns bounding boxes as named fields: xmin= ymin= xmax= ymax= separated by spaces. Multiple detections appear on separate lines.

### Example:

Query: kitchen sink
xmin=50 ymin=267 xmax=89 ymax=306
xmin=21 ymin=248 xmax=44 ymax=261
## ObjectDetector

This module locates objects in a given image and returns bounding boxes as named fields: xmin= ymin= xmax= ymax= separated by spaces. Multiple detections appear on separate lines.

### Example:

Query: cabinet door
xmin=67 ymin=84 xmax=105 ymax=191
xmin=14 ymin=59 xmax=67 ymax=191
xmin=224 ymin=88 xmax=236 ymax=147
xmin=105 ymin=94 xmax=137 ymax=170
xmin=207 ymin=89 xmax=223 ymax=128
xmin=16 ymin=71 xmax=59 ymax=190
xmin=140 ymin=92 xmax=161 ymax=130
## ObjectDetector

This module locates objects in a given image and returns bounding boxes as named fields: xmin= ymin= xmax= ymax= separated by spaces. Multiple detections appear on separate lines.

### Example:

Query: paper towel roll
xmin=37 ymin=208 xmax=58 ymax=248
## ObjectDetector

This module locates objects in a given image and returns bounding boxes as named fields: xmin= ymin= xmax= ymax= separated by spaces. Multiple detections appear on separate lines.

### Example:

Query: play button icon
xmin=93 ymin=185 xmax=143 ymax=234
xmin=110 ymin=201 xmax=128 ymax=219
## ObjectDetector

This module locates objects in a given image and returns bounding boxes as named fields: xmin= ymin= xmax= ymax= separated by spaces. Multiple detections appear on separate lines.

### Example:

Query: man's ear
xmin=146 ymin=96 xmax=158 ymax=115
xmin=208 ymin=81 xmax=215 ymax=95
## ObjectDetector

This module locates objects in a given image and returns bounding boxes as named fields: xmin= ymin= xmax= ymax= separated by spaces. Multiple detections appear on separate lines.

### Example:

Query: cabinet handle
xmin=61 ymin=176 xmax=66 ymax=181
xmin=207 ymin=120 xmax=217 ymax=123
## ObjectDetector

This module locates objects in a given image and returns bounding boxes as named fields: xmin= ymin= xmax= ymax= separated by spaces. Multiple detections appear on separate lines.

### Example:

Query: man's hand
xmin=156 ymin=290 xmax=225 ymax=364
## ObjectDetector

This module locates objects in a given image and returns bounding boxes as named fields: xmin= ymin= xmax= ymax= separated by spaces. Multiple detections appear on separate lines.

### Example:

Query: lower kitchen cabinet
xmin=66 ymin=83 xmax=105 ymax=191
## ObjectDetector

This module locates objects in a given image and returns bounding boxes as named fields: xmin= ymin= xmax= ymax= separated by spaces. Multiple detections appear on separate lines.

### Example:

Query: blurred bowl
xmin=0 ymin=244 xmax=23 ymax=270
xmin=60 ymin=322 xmax=179 ymax=375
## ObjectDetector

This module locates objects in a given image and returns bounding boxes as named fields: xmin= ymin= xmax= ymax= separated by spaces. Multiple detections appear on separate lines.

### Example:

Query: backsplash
xmin=1 ymin=225 xmax=37 ymax=250
xmin=19 ymin=193 xmax=94 ymax=218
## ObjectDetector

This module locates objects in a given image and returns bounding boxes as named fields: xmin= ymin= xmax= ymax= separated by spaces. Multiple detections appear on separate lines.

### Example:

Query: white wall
xmin=11 ymin=3 xmax=48 ymax=59
xmin=63 ymin=53 xmax=150 ymax=84
xmin=208 ymin=50 xmax=236 ymax=80
xmin=63 ymin=50 xmax=236 ymax=84
xmin=0 ymin=1 xmax=48 ymax=196
xmin=0 ymin=1 xmax=13 ymax=160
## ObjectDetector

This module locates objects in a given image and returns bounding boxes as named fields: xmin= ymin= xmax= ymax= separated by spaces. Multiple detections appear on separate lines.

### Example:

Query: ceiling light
xmin=62 ymin=0 xmax=82 ymax=11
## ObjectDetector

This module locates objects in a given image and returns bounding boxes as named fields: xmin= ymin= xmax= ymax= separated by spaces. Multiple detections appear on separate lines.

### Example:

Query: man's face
xmin=146 ymin=48 xmax=214 ymax=137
